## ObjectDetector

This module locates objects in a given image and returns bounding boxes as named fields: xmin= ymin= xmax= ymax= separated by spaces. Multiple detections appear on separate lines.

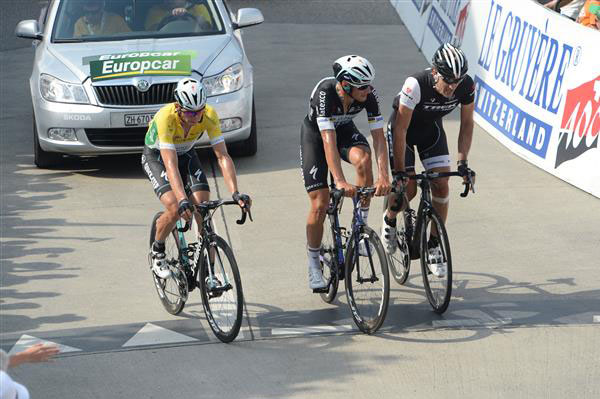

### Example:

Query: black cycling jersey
xmin=392 ymin=69 xmax=475 ymax=126
xmin=307 ymin=77 xmax=384 ymax=132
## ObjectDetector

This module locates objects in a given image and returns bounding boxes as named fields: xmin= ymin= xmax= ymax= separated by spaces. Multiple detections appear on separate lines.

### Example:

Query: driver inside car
xmin=73 ymin=0 xmax=131 ymax=37
xmin=145 ymin=0 xmax=213 ymax=30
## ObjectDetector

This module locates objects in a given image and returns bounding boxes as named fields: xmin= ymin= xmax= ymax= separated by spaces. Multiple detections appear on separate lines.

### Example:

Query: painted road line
xmin=271 ymin=325 xmax=354 ymax=336
xmin=433 ymin=318 xmax=512 ymax=328
xmin=594 ymin=315 xmax=600 ymax=323
xmin=9 ymin=334 xmax=81 ymax=355
xmin=122 ymin=323 xmax=198 ymax=347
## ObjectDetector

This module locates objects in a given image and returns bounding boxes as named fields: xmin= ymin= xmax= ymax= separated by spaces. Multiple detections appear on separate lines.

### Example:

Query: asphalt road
xmin=1 ymin=1 xmax=599 ymax=398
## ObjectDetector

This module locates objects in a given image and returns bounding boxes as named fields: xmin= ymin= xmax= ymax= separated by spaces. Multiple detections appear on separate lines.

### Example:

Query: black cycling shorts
xmin=386 ymin=111 xmax=450 ymax=173
xmin=141 ymin=146 xmax=210 ymax=199
xmin=300 ymin=116 xmax=370 ymax=192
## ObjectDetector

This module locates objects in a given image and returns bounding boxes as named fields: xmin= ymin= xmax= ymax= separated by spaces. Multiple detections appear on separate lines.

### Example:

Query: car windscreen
xmin=52 ymin=0 xmax=225 ymax=42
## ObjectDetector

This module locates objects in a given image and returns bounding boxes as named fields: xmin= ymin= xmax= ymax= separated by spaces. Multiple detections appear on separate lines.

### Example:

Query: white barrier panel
xmin=390 ymin=0 xmax=600 ymax=198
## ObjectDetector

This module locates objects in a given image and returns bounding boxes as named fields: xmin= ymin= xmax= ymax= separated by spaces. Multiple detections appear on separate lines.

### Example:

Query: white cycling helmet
xmin=333 ymin=55 xmax=375 ymax=86
xmin=174 ymin=78 xmax=207 ymax=111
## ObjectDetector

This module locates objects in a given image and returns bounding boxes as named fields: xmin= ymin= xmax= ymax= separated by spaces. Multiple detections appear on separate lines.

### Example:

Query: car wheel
xmin=33 ymin=111 xmax=62 ymax=168
xmin=230 ymin=99 xmax=257 ymax=157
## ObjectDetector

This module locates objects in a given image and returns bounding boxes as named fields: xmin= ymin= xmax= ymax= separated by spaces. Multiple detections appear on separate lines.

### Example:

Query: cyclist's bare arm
xmin=212 ymin=141 xmax=239 ymax=195
xmin=370 ymin=127 xmax=391 ymax=196
xmin=321 ymin=129 xmax=355 ymax=196
xmin=393 ymin=104 xmax=414 ymax=173
xmin=160 ymin=148 xmax=187 ymax=202
xmin=457 ymin=102 xmax=474 ymax=162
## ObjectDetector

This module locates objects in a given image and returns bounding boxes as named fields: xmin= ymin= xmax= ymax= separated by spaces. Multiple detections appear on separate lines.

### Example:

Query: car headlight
xmin=203 ymin=63 xmax=243 ymax=96
xmin=40 ymin=74 xmax=89 ymax=104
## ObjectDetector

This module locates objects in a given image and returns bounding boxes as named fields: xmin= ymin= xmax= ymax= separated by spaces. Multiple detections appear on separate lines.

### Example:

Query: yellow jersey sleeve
xmin=204 ymin=106 xmax=224 ymax=146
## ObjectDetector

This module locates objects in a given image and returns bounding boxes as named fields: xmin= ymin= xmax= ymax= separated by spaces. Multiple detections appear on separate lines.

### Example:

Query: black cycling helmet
xmin=432 ymin=43 xmax=468 ymax=83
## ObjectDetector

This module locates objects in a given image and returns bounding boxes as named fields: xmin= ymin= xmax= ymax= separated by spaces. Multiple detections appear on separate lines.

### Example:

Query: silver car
xmin=15 ymin=0 xmax=263 ymax=167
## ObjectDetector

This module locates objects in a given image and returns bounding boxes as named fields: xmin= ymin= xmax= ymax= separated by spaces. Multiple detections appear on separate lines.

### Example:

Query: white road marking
xmin=122 ymin=323 xmax=198 ymax=347
xmin=271 ymin=325 xmax=354 ymax=336
xmin=593 ymin=315 xmax=600 ymax=323
xmin=9 ymin=334 xmax=81 ymax=355
xmin=433 ymin=318 xmax=512 ymax=328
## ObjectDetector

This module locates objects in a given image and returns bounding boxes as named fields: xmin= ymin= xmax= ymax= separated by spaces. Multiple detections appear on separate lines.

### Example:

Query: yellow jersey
xmin=144 ymin=103 xmax=224 ymax=154
xmin=73 ymin=12 xmax=131 ymax=37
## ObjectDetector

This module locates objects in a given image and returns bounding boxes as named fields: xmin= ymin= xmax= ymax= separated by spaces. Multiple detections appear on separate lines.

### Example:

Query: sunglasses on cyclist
xmin=440 ymin=75 xmax=464 ymax=85
xmin=180 ymin=108 xmax=205 ymax=118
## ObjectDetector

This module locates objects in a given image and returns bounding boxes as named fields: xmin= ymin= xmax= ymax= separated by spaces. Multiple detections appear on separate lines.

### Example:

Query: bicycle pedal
xmin=312 ymin=287 xmax=328 ymax=294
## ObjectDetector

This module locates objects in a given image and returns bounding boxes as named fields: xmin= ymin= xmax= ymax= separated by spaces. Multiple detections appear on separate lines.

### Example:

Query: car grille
xmin=85 ymin=127 xmax=147 ymax=147
xmin=93 ymin=83 xmax=176 ymax=106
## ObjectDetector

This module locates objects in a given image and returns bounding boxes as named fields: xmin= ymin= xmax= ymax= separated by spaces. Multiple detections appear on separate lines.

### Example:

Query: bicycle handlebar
xmin=176 ymin=199 xmax=253 ymax=232
xmin=392 ymin=170 xmax=476 ymax=198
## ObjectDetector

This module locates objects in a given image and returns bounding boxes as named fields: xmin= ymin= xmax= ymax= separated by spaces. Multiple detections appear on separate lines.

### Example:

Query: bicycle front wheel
xmin=387 ymin=211 xmax=412 ymax=285
xmin=344 ymin=226 xmax=390 ymax=334
xmin=419 ymin=207 xmax=453 ymax=314
xmin=199 ymin=235 xmax=243 ymax=343
xmin=319 ymin=222 xmax=340 ymax=303
xmin=149 ymin=212 xmax=188 ymax=315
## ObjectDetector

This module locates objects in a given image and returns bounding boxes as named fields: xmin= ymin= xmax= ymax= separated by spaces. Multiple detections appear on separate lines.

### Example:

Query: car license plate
xmin=124 ymin=113 xmax=155 ymax=127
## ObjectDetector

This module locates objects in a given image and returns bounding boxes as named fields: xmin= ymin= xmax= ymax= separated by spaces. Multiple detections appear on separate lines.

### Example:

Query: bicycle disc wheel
xmin=199 ymin=235 xmax=243 ymax=343
xmin=387 ymin=211 xmax=411 ymax=285
xmin=149 ymin=212 xmax=188 ymax=315
xmin=419 ymin=207 xmax=452 ymax=314
xmin=344 ymin=226 xmax=390 ymax=334
xmin=319 ymin=222 xmax=340 ymax=303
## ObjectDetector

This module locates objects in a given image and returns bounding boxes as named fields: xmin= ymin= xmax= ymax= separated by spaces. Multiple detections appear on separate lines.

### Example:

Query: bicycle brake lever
xmin=177 ymin=220 xmax=191 ymax=232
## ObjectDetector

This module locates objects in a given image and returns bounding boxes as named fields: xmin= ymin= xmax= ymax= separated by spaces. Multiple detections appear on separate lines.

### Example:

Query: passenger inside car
xmin=145 ymin=0 xmax=213 ymax=31
xmin=73 ymin=0 xmax=131 ymax=37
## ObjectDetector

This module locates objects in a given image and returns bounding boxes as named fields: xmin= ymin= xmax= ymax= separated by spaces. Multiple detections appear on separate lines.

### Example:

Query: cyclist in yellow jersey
xmin=142 ymin=78 xmax=251 ymax=278
xmin=145 ymin=0 xmax=213 ymax=31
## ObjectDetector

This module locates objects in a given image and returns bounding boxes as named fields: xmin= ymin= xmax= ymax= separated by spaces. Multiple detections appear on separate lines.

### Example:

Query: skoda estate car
xmin=16 ymin=0 xmax=263 ymax=167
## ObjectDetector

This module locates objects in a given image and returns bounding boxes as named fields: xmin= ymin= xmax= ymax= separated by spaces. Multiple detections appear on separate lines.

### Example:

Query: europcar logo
xmin=85 ymin=51 xmax=195 ymax=82
xmin=555 ymin=75 xmax=600 ymax=168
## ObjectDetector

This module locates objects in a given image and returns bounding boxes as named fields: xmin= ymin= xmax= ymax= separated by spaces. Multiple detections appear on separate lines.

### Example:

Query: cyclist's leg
xmin=338 ymin=122 xmax=372 ymax=222
xmin=142 ymin=147 xmax=180 ymax=243
xmin=417 ymin=120 xmax=451 ymax=227
xmin=184 ymin=150 xmax=210 ymax=230
xmin=385 ymin=117 xmax=417 ymax=221
xmin=301 ymin=117 xmax=329 ymax=288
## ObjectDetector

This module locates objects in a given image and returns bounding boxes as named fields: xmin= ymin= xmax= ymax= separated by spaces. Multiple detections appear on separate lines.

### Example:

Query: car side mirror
xmin=15 ymin=20 xmax=43 ymax=40
xmin=233 ymin=8 xmax=264 ymax=29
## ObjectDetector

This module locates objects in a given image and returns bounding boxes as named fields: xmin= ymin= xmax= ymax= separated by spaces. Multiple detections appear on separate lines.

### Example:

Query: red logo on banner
xmin=555 ymin=75 xmax=600 ymax=168
xmin=453 ymin=2 xmax=470 ymax=47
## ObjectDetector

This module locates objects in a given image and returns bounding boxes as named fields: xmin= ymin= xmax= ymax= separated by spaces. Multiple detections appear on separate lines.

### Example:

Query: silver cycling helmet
xmin=332 ymin=55 xmax=375 ymax=86
xmin=174 ymin=78 xmax=207 ymax=111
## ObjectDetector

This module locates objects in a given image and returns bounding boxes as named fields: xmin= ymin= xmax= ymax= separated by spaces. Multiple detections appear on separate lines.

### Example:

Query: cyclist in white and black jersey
xmin=301 ymin=55 xmax=391 ymax=290
xmin=381 ymin=43 xmax=476 ymax=278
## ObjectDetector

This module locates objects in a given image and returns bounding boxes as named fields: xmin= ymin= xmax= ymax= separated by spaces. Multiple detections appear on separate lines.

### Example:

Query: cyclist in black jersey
xmin=381 ymin=43 xmax=476 ymax=278
xmin=301 ymin=55 xmax=391 ymax=290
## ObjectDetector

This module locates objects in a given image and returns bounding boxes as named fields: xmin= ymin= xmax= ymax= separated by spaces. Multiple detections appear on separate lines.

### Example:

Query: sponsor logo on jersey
xmin=319 ymin=91 xmax=327 ymax=115
xmin=555 ymin=76 xmax=600 ymax=168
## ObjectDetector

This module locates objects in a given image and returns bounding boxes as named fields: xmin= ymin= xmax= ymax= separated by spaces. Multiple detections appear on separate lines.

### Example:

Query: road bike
xmin=387 ymin=170 xmax=475 ymax=314
xmin=148 ymin=198 xmax=251 ymax=342
xmin=317 ymin=179 xmax=390 ymax=334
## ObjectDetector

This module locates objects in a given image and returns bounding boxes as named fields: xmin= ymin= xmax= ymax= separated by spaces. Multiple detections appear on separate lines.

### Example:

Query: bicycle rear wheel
xmin=419 ymin=207 xmax=452 ymax=314
xmin=319 ymin=222 xmax=340 ymax=303
xmin=199 ymin=235 xmax=243 ymax=343
xmin=149 ymin=212 xmax=188 ymax=315
xmin=344 ymin=226 xmax=390 ymax=334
